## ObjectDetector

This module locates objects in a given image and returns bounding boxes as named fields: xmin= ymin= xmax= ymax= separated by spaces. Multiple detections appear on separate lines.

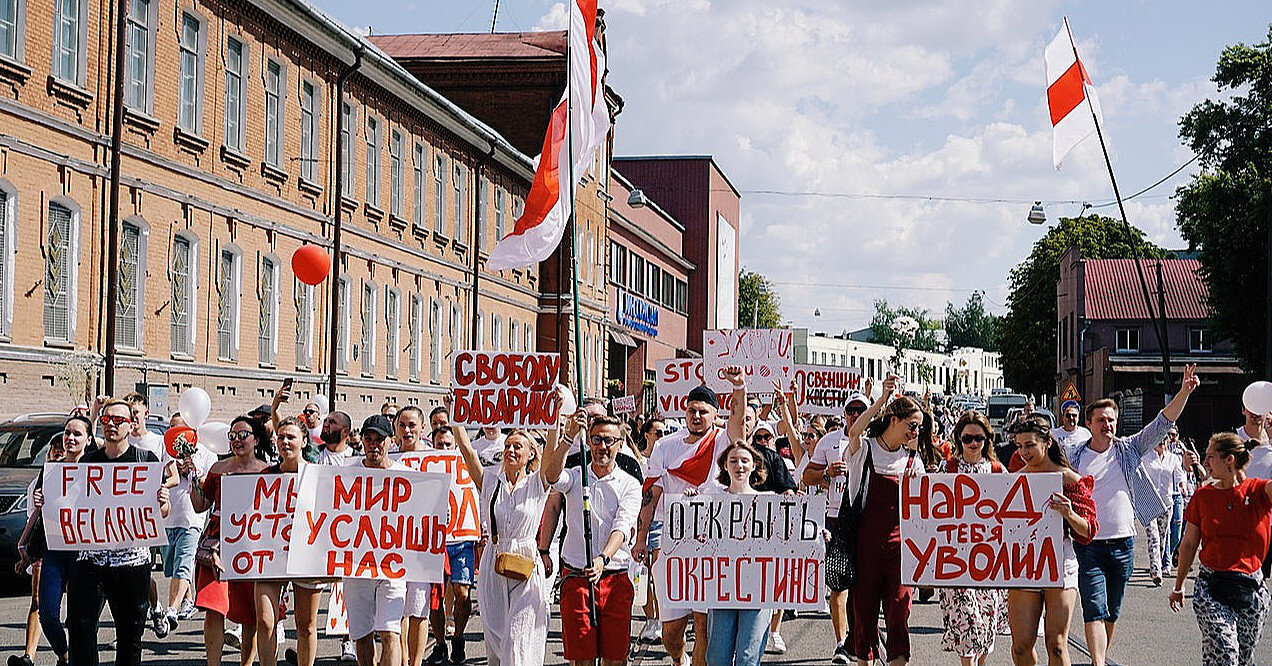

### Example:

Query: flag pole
xmin=566 ymin=2 xmax=602 ymax=646
xmin=1065 ymin=17 xmax=1174 ymax=400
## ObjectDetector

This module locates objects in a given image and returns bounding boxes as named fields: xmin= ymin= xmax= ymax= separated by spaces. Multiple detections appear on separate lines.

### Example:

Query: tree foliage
xmin=1000 ymin=215 xmax=1167 ymax=396
xmin=1175 ymin=25 xmax=1272 ymax=375
xmin=945 ymin=291 xmax=1002 ymax=352
xmin=738 ymin=268 xmax=782 ymax=328
xmin=869 ymin=299 xmax=942 ymax=352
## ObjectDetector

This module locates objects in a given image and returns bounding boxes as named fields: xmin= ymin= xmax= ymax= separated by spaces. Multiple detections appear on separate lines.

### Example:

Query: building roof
xmin=1084 ymin=258 xmax=1209 ymax=320
xmin=367 ymin=32 xmax=567 ymax=60
xmin=613 ymin=155 xmax=742 ymax=199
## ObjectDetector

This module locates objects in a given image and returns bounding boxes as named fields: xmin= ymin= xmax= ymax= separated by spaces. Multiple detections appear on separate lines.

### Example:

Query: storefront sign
xmin=616 ymin=287 xmax=659 ymax=336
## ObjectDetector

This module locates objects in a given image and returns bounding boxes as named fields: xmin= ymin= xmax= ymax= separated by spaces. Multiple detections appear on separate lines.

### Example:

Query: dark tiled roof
xmin=1084 ymin=258 xmax=1209 ymax=320
xmin=367 ymin=32 xmax=567 ymax=60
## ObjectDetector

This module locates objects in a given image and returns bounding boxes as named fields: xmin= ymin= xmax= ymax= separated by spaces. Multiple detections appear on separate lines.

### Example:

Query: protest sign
xmin=655 ymin=358 xmax=734 ymax=418
xmin=611 ymin=395 xmax=637 ymax=416
xmin=793 ymin=365 xmax=863 ymax=415
xmin=287 ymin=465 xmax=450 ymax=582
xmin=221 ymin=473 xmax=297 ymax=579
xmin=658 ymin=494 xmax=826 ymax=610
xmin=900 ymin=472 xmax=1064 ymax=588
xmin=394 ymin=450 xmax=479 ymax=541
xmin=703 ymin=329 xmax=794 ymax=393
xmin=325 ymin=582 xmax=348 ymax=636
xmin=450 ymin=351 xmax=561 ymax=428
xmin=42 ymin=463 xmax=166 ymax=550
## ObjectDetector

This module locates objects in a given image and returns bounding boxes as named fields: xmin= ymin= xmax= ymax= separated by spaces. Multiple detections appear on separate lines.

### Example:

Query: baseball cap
xmin=686 ymin=385 xmax=719 ymax=409
xmin=844 ymin=392 xmax=869 ymax=409
xmin=361 ymin=415 xmax=393 ymax=438
xmin=248 ymin=403 xmax=272 ymax=417
xmin=753 ymin=421 xmax=775 ymax=437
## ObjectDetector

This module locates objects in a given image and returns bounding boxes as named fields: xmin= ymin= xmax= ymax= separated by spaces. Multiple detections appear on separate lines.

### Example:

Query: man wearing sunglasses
xmin=1052 ymin=404 xmax=1092 ymax=448
xmin=66 ymin=399 xmax=171 ymax=666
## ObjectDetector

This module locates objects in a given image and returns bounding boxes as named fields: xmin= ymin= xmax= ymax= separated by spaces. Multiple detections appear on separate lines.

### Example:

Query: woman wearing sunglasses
xmin=191 ymin=416 xmax=269 ymax=666
xmin=937 ymin=412 xmax=1006 ymax=665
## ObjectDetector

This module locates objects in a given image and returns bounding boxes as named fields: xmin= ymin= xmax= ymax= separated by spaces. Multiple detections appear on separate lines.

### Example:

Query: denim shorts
xmin=161 ymin=526 xmax=201 ymax=580
xmin=1074 ymin=537 xmax=1135 ymax=623
xmin=647 ymin=520 xmax=663 ymax=552
xmin=446 ymin=541 xmax=476 ymax=586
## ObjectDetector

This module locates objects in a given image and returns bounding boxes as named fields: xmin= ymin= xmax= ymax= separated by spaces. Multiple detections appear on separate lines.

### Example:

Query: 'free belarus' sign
xmin=450 ymin=351 xmax=561 ymax=428
xmin=42 ymin=463 xmax=166 ymax=550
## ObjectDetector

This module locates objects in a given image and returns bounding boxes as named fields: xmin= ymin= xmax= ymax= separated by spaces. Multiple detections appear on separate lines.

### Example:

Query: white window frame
xmin=525 ymin=324 xmax=533 ymax=353
xmin=1189 ymin=327 xmax=1211 ymax=353
xmin=475 ymin=312 xmax=484 ymax=350
xmin=434 ymin=154 xmax=446 ymax=234
xmin=257 ymin=254 xmax=280 ymax=366
xmin=0 ymin=0 xmax=26 ymax=62
xmin=216 ymin=244 xmax=242 ymax=360
xmin=300 ymin=80 xmax=320 ymax=182
xmin=412 ymin=143 xmax=424 ymax=229
xmin=450 ymin=302 xmax=462 ymax=358
xmin=169 ymin=231 xmax=198 ymax=358
xmin=385 ymin=287 xmax=400 ymax=378
xmin=360 ymin=280 xmax=377 ymax=376
xmin=475 ymin=176 xmax=486 ymax=251
xmin=453 ymin=162 xmax=466 ymax=244
xmin=52 ymin=0 xmax=86 ymax=84
xmin=408 ymin=293 xmax=421 ymax=381
xmin=365 ymin=116 xmax=380 ymax=206
xmin=492 ymin=315 xmax=502 ymax=352
xmin=116 ymin=217 xmax=147 ymax=351
xmin=341 ymin=103 xmax=356 ymax=198
xmin=0 ymin=182 xmax=16 ymax=338
xmin=177 ymin=11 xmax=204 ymax=134
xmin=494 ymin=186 xmax=505 ymax=241
xmin=123 ymin=0 xmax=156 ymax=113
xmin=263 ymin=58 xmax=285 ymax=166
xmin=223 ymin=37 xmax=247 ymax=152
xmin=336 ymin=277 xmax=350 ymax=372
xmin=430 ymin=299 xmax=443 ymax=383
xmin=1115 ymin=327 xmax=1139 ymax=354
xmin=389 ymin=130 xmax=403 ymax=218
xmin=43 ymin=197 xmax=80 ymax=344
xmin=294 ymin=279 xmax=314 ymax=369
xmin=510 ymin=320 xmax=518 ymax=352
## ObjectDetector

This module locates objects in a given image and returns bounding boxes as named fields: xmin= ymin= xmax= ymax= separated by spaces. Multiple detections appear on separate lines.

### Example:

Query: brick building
xmin=0 ymin=0 xmax=626 ymax=420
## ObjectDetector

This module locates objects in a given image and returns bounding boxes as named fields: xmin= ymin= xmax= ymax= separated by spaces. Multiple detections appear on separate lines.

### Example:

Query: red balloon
xmin=292 ymin=245 xmax=331 ymax=285
xmin=164 ymin=426 xmax=198 ymax=458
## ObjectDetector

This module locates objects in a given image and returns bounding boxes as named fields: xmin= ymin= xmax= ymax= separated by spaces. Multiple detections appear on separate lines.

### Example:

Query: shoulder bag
xmin=490 ymin=478 xmax=536 ymax=581
xmin=826 ymin=441 xmax=873 ymax=591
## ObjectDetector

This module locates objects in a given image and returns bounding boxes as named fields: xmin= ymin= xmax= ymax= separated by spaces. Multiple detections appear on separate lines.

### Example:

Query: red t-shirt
xmin=1184 ymin=477 xmax=1272 ymax=575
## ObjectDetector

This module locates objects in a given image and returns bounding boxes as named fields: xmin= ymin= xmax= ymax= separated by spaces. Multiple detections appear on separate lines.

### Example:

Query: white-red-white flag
xmin=1045 ymin=18 xmax=1102 ymax=170
xmin=487 ymin=0 xmax=610 ymax=271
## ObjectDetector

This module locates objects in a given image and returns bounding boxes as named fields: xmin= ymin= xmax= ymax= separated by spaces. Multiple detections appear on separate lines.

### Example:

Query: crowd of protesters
xmin=8 ymin=360 xmax=1272 ymax=666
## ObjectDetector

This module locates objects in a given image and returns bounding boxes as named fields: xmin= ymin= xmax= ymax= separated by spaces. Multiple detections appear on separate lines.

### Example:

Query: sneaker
xmin=424 ymin=643 xmax=448 ymax=665
xmin=176 ymin=600 xmax=197 ymax=620
xmin=1152 ymin=574 xmax=1163 ymax=587
xmin=449 ymin=638 xmax=466 ymax=664
xmin=639 ymin=619 xmax=661 ymax=644
xmin=284 ymin=648 xmax=298 ymax=664
xmin=223 ymin=627 xmax=242 ymax=651
xmin=339 ymin=639 xmax=357 ymax=663
xmin=165 ymin=611 xmax=178 ymax=634
xmin=767 ymin=632 xmax=787 ymax=655
xmin=831 ymin=645 xmax=851 ymax=665
xmin=8 ymin=655 xmax=34 ymax=666
xmin=151 ymin=609 xmax=169 ymax=639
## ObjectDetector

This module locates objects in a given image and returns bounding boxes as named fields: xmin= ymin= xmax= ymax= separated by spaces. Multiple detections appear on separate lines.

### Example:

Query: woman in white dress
xmin=453 ymin=398 xmax=574 ymax=666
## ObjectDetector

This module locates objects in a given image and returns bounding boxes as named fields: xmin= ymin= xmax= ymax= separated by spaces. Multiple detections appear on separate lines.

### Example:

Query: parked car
xmin=0 ymin=413 xmax=68 ymax=575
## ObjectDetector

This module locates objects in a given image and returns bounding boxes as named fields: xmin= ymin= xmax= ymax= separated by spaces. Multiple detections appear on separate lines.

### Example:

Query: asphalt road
xmin=1 ymin=526 xmax=1270 ymax=665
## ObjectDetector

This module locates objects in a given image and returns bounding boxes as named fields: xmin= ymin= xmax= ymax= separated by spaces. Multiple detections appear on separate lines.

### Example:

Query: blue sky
xmin=315 ymin=0 xmax=1270 ymax=333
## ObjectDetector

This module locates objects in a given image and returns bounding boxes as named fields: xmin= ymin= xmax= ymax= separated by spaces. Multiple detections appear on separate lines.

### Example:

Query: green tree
xmin=1176 ymin=26 xmax=1272 ymax=375
xmin=738 ymin=268 xmax=781 ymax=328
xmin=945 ymin=291 xmax=1002 ymax=352
xmin=1000 ymin=215 xmax=1167 ymax=396
xmin=868 ymin=299 xmax=941 ymax=351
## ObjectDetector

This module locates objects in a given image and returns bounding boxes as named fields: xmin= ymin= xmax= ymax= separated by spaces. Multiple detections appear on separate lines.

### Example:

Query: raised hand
xmin=1180 ymin=364 xmax=1200 ymax=395
xmin=724 ymin=365 xmax=746 ymax=389
xmin=863 ymin=377 xmax=874 ymax=398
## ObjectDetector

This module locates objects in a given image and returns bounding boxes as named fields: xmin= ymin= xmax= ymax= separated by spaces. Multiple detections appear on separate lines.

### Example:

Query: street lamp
xmin=627 ymin=188 xmax=648 ymax=208
xmin=1027 ymin=201 xmax=1046 ymax=225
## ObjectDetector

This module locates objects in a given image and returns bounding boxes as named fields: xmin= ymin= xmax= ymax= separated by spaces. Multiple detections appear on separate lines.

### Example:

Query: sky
xmin=316 ymin=0 xmax=1270 ymax=334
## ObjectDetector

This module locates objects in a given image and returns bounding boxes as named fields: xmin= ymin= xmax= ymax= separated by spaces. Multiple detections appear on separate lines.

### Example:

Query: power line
xmin=769 ymin=281 xmax=988 ymax=293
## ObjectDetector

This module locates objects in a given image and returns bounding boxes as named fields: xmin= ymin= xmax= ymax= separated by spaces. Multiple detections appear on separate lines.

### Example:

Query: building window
xmin=295 ymin=280 xmax=313 ymax=368
xmin=0 ymin=187 xmax=12 ymax=337
xmin=429 ymin=299 xmax=443 ymax=382
xmin=258 ymin=255 xmax=279 ymax=365
xmin=412 ymin=143 xmax=424 ymax=229
xmin=475 ymin=312 xmax=484 ymax=350
xmin=365 ymin=117 xmax=380 ymax=206
xmin=44 ymin=200 xmax=77 ymax=343
xmin=510 ymin=320 xmax=519 ymax=352
xmin=525 ymin=324 xmax=533 ymax=353
xmin=453 ymin=163 xmax=466 ymax=244
xmin=177 ymin=13 xmax=202 ymax=133
xmin=336 ymin=277 xmax=350 ymax=372
xmin=116 ymin=220 xmax=143 ymax=350
xmin=475 ymin=177 xmax=486 ymax=251
xmin=170 ymin=234 xmax=196 ymax=357
xmin=492 ymin=316 xmax=502 ymax=352
xmin=389 ymin=130 xmax=403 ymax=217
xmin=223 ymin=38 xmax=246 ymax=152
xmin=360 ymin=282 xmax=377 ymax=375
xmin=216 ymin=247 xmax=241 ymax=360
xmin=386 ymin=288 xmax=400 ymax=377
xmin=341 ymin=103 xmax=356 ymax=197
xmin=53 ymin=0 xmax=83 ymax=82
xmin=434 ymin=154 xmax=446 ymax=234
xmin=408 ymin=294 xmax=422 ymax=381
xmin=0 ymin=0 xmax=22 ymax=60
xmin=264 ymin=59 xmax=284 ymax=166
xmin=450 ymin=303 xmax=462 ymax=358
xmin=495 ymin=187 xmax=506 ymax=241
xmin=124 ymin=0 xmax=154 ymax=111
xmin=675 ymin=279 xmax=688 ymax=314
xmin=1115 ymin=327 xmax=1139 ymax=354
xmin=1189 ymin=328 xmax=1211 ymax=353
xmin=300 ymin=81 xmax=318 ymax=182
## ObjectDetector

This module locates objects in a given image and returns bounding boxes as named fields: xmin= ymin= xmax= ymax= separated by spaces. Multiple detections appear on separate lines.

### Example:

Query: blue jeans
xmin=1169 ymin=494 xmax=1185 ymax=562
xmin=706 ymin=609 xmax=770 ymax=666
xmin=39 ymin=549 xmax=75 ymax=657
xmin=1074 ymin=537 xmax=1135 ymax=623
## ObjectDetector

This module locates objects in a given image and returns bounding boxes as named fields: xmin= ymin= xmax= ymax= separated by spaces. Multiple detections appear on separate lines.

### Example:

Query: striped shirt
xmin=1067 ymin=412 xmax=1173 ymax=531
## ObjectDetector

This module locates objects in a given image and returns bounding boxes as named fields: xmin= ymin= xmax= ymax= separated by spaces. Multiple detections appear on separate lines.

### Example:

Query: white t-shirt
xmin=1247 ymin=444 xmax=1272 ymax=480
xmin=129 ymin=432 xmax=163 ymax=457
xmin=646 ymin=427 xmax=728 ymax=522
xmin=161 ymin=446 xmax=218 ymax=529
xmin=317 ymin=445 xmax=356 ymax=466
xmin=1052 ymin=426 xmax=1092 ymax=448
xmin=810 ymin=430 xmax=854 ymax=518
xmin=1076 ymin=445 xmax=1135 ymax=539
xmin=1140 ymin=449 xmax=1184 ymax=500
xmin=473 ymin=433 xmax=506 ymax=466
xmin=552 ymin=466 xmax=641 ymax=571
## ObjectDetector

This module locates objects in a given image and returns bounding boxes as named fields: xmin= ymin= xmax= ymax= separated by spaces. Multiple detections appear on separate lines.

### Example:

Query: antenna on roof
xmin=491 ymin=0 xmax=500 ymax=33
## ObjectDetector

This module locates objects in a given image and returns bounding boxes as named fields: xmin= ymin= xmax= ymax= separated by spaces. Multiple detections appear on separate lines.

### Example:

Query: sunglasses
xmin=960 ymin=434 xmax=986 ymax=444
xmin=1007 ymin=419 xmax=1050 ymax=436
xmin=907 ymin=421 xmax=920 ymax=433
xmin=227 ymin=430 xmax=254 ymax=442
xmin=99 ymin=415 xmax=130 ymax=426
xmin=302 ymin=408 xmax=318 ymax=416
xmin=651 ymin=429 xmax=666 ymax=437
xmin=802 ymin=432 xmax=817 ymax=440
xmin=754 ymin=433 xmax=773 ymax=441
xmin=589 ymin=435 xmax=620 ymax=447
xmin=844 ymin=406 xmax=866 ymax=416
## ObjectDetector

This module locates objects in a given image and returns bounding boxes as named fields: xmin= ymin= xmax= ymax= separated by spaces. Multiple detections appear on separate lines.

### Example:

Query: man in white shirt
xmin=553 ymin=415 xmax=641 ymax=666
xmin=1052 ymin=403 xmax=1092 ymax=448
xmin=633 ymin=369 xmax=745 ymax=666
xmin=1238 ymin=407 xmax=1272 ymax=479
xmin=317 ymin=412 xmax=357 ymax=466
xmin=472 ymin=427 xmax=506 ymax=466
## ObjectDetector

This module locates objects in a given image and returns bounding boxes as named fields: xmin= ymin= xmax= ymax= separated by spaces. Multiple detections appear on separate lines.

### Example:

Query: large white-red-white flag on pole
xmin=486 ymin=0 xmax=609 ymax=271
xmin=1045 ymin=18 xmax=1103 ymax=170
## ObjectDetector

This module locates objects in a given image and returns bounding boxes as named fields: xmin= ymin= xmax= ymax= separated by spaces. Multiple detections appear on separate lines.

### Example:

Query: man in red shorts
xmin=553 ymin=415 xmax=642 ymax=665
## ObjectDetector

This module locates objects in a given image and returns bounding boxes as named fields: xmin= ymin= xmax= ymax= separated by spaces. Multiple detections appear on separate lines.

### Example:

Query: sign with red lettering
xmin=221 ymin=474 xmax=297 ymax=579
xmin=793 ymin=365 xmax=863 ymax=415
xmin=393 ymin=450 xmax=480 ymax=542
xmin=325 ymin=582 xmax=348 ymax=636
xmin=703 ymin=329 xmax=794 ymax=394
xmin=900 ymin=473 xmax=1063 ymax=588
xmin=611 ymin=395 xmax=637 ymax=416
xmin=451 ymin=351 xmax=561 ymax=428
xmin=42 ymin=463 xmax=166 ymax=550
xmin=655 ymin=358 xmax=733 ymax=418
xmin=287 ymin=465 xmax=450 ymax=582
xmin=658 ymin=494 xmax=826 ymax=610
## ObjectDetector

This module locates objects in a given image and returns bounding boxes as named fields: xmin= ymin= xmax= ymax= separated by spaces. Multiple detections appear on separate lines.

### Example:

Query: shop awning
xmin=609 ymin=329 xmax=638 ymax=348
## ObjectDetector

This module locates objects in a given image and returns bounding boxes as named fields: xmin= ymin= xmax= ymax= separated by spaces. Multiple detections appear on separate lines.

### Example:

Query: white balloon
xmin=198 ymin=421 xmax=231 ymax=456
xmin=1243 ymin=381 xmax=1272 ymax=416
xmin=312 ymin=394 xmax=330 ymax=417
xmin=178 ymin=387 xmax=212 ymax=428
xmin=556 ymin=384 xmax=577 ymax=416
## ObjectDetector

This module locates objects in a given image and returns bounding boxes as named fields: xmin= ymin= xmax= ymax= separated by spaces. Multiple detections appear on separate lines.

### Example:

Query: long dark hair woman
xmin=842 ymin=376 xmax=922 ymax=666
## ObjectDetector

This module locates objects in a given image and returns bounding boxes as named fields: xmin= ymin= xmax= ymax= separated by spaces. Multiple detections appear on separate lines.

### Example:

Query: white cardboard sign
xmin=220 ymin=473 xmax=297 ymax=579
xmin=655 ymin=358 xmax=734 ymax=418
xmin=42 ymin=463 xmax=166 ymax=550
xmin=703 ymin=329 xmax=794 ymax=393
xmin=450 ymin=351 xmax=562 ymax=428
xmin=611 ymin=395 xmax=637 ymax=416
xmin=792 ymin=365 xmax=864 ymax=415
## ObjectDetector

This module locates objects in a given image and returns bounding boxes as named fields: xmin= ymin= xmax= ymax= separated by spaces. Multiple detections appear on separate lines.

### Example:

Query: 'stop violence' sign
xmin=655 ymin=358 xmax=734 ymax=418
xmin=450 ymin=351 xmax=561 ymax=428
xmin=900 ymin=472 xmax=1063 ymax=588
xmin=703 ymin=329 xmax=793 ymax=393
